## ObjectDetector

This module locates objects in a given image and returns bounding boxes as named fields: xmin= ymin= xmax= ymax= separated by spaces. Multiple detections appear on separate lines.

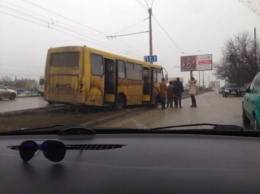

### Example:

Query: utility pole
xmin=199 ymin=71 xmax=200 ymax=90
xmin=107 ymin=8 xmax=153 ymax=63
xmin=107 ymin=3 xmax=155 ymax=64
xmin=254 ymin=28 xmax=257 ymax=70
xmin=202 ymin=70 xmax=205 ymax=90
xmin=148 ymin=8 xmax=153 ymax=57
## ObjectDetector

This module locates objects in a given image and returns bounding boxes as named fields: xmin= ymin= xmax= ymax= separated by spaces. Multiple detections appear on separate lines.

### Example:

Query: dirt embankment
xmin=0 ymin=105 xmax=125 ymax=132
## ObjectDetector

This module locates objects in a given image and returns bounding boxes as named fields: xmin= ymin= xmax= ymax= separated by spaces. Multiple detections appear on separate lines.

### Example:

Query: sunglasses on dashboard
xmin=9 ymin=140 xmax=66 ymax=162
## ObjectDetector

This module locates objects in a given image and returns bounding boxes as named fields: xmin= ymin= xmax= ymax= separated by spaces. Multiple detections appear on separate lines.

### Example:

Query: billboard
xmin=180 ymin=54 xmax=212 ymax=72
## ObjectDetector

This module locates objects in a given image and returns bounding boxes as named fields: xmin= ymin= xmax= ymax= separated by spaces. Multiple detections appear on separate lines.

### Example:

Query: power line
xmin=134 ymin=0 xmax=183 ymax=55
xmin=143 ymin=0 xmax=149 ymax=8
xmin=0 ymin=0 xmax=106 ymax=39
xmin=139 ymin=0 xmax=155 ymax=9
xmin=55 ymin=20 xmax=105 ymax=39
xmin=239 ymin=0 xmax=260 ymax=16
xmin=1 ymin=0 xmax=156 ymax=61
xmin=0 ymin=64 xmax=44 ymax=69
xmin=107 ymin=31 xmax=149 ymax=38
xmin=0 ymin=3 xmax=48 ymax=23
xmin=0 ymin=9 xmax=139 ymax=59
xmin=135 ymin=0 xmax=147 ymax=10
xmin=153 ymin=14 xmax=184 ymax=53
xmin=22 ymin=0 xmax=107 ymax=36
xmin=110 ymin=38 xmax=147 ymax=57
xmin=0 ymin=69 xmax=43 ymax=73
xmin=51 ymin=23 xmax=124 ymax=49
xmin=2 ymin=0 xmax=134 ymax=54
xmin=0 ymin=72 xmax=43 ymax=76
xmin=106 ymin=16 xmax=150 ymax=57
xmin=151 ymin=0 xmax=155 ymax=8
xmin=0 ymin=1 xmax=105 ymax=39
xmin=0 ymin=9 xmax=48 ymax=27
xmin=112 ymin=17 xmax=148 ymax=35
xmin=0 ymin=5 xmax=132 ymax=55
xmin=144 ymin=0 xmax=155 ymax=8
xmin=48 ymin=25 xmax=130 ymax=54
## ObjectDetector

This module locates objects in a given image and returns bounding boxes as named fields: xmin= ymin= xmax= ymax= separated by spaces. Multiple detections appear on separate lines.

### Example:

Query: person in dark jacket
xmin=173 ymin=77 xmax=184 ymax=108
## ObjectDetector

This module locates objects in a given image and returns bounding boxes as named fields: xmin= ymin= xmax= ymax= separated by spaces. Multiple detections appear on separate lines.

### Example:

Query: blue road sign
xmin=144 ymin=55 xmax=157 ymax=62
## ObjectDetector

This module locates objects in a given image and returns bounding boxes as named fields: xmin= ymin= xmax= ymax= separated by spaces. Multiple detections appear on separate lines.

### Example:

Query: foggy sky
xmin=1 ymin=0 xmax=260 ymax=85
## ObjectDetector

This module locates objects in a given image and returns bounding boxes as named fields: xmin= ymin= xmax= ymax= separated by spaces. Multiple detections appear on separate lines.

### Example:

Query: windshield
xmin=0 ymin=0 xmax=260 ymax=132
xmin=50 ymin=52 xmax=80 ymax=67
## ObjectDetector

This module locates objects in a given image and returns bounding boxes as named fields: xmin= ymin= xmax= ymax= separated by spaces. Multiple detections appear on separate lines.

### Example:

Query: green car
xmin=242 ymin=72 xmax=260 ymax=130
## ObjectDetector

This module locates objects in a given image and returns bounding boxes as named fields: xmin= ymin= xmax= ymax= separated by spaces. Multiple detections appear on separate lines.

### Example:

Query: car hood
xmin=225 ymin=86 xmax=240 ymax=90
xmin=7 ymin=88 xmax=17 ymax=93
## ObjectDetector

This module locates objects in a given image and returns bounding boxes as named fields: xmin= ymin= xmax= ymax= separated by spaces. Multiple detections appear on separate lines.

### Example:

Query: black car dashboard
xmin=1 ymin=132 xmax=260 ymax=194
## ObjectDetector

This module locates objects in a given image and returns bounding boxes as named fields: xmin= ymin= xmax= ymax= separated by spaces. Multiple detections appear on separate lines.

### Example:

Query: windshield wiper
xmin=58 ymin=127 xmax=95 ymax=135
xmin=0 ymin=123 xmax=249 ymax=136
xmin=148 ymin=123 xmax=244 ymax=132
xmin=0 ymin=125 xmax=95 ymax=135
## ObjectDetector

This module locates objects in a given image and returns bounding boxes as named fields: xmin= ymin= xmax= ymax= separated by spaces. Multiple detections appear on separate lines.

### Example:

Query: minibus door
xmin=104 ymin=59 xmax=117 ymax=103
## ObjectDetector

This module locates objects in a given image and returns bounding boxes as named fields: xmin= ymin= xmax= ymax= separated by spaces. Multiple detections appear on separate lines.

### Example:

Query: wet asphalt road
xmin=0 ymin=96 xmax=48 ymax=113
xmin=0 ymin=92 xmax=243 ymax=129
xmin=94 ymin=92 xmax=243 ymax=128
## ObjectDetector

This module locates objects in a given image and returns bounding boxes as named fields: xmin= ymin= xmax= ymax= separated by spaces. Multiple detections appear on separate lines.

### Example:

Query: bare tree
xmin=214 ymin=32 xmax=259 ymax=85
xmin=0 ymin=75 xmax=14 ymax=86
xmin=239 ymin=0 xmax=260 ymax=17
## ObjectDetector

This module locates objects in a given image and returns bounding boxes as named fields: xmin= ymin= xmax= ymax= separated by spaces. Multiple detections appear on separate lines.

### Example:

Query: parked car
xmin=222 ymin=83 xmax=241 ymax=97
xmin=18 ymin=91 xmax=32 ymax=96
xmin=0 ymin=85 xmax=17 ymax=100
xmin=242 ymin=72 xmax=260 ymax=130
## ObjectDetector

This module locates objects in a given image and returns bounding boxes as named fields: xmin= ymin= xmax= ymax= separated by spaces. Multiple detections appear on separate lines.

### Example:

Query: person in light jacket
xmin=167 ymin=81 xmax=174 ymax=108
xmin=188 ymin=77 xmax=197 ymax=107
